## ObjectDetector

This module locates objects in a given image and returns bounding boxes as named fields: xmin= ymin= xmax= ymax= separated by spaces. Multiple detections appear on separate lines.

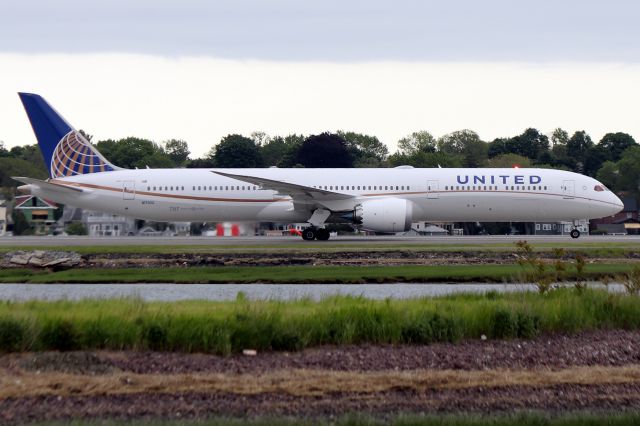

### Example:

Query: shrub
xmin=491 ymin=309 xmax=517 ymax=339
xmin=430 ymin=313 xmax=462 ymax=343
xmin=516 ymin=312 xmax=540 ymax=339
xmin=39 ymin=319 xmax=78 ymax=351
xmin=0 ymin=318 xmax=25 ymax=351
xmin=143 ymin=321 xmax=168 ymax=350
xmin=401 ymin=313 xmax=434 ymax=344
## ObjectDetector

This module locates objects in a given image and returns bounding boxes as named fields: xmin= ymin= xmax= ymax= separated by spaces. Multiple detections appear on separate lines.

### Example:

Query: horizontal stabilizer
xmin=12 ymin=177 xmax=87 ymax=193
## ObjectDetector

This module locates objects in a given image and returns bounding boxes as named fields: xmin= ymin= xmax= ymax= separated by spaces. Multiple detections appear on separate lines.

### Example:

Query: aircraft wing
xmin=12 ymin=177 xmax=87 ymax=193
xmin=212 ymin=171 xmax=354 ymax=202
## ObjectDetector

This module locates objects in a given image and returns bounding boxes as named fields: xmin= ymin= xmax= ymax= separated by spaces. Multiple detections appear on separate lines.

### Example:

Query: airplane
xmin=13 ymin=93 xmax=624 ymax=240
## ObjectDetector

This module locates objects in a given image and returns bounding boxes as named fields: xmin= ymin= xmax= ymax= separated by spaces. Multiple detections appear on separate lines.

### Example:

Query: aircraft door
xmin=123 ymin=181 xmax=136 ymax=200
xmin=562 ymin=180 xmax=575 ymax=199
xmin=427 ymin=180 xmax=439 ymax=199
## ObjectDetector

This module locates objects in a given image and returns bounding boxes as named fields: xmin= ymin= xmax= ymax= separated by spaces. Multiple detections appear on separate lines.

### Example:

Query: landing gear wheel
xmin=301 ymin=228 xmax=316 ymax=241
xmin=316 ymin=228 xmax=330 ymax=241
xmin=570 ymin=229 xmax=581 ymax=239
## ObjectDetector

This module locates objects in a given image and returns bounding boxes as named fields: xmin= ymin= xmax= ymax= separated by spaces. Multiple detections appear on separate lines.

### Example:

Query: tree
xmin=596 ymin=161 xmax=619 ymax=190
xmin=0 ymin=141 xmax=8 ymax=157
xmin=95 ymin=137 xmax=172 ymax=169
xmin=185 ymin=158 xmax=216 ymax=168
xmin=437 ymin=130 xmax=487 ymax=167
xmin=163 ymin=139 xmax=190 ymax=166
xmin=250 ymin=131 xmax=270 ymax=147
xmin=487 ymin=138 xmax=510 ymax=158
xmin=582 ymin=145 xmax=609 ymax=177
xmin=261 ymin=136 xmax=289 ymax=167
xmin=487 ymin=153 xmax=532 ymax=168
xmin=388 ymin=151 xmax=462 ymax=168
xmin=66 ymin=222 xmax=87 ymax=235
xmin=551 ymin=128 xmax=569 ymax=147
xmin=9 ymin=144 xmax=47 ymax=172
xmin=78 ymin=129 xmax=93 ymax=142
xmin=616 ymin=146 xmax=640 ymax=192
xmin=510 ymin=128 xmax=549 ymax=160
xmin=212 ymin=134 xmax=263 ymax=168
xmin=276 ymin=134 xmax=306 ymax=168
xmin=566 ymin=131 xmax=593 ymax=159
xmin=296 ymin=133 xmax=353 ymax=168
xmin=487 ymin=129 xmax=549 ymax=160
xmin=397 ymin=131 xmax=436 ymax=156
xmin=598 ymin=132 xmax=636 ymax=162
xmin=338 ymin=131 xmax=389 ymax=167
xmin=11 ymin=210 xmax=31 ymax=236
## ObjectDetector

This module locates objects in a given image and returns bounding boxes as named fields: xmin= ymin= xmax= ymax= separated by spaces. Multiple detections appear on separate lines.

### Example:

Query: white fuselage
xmin=32 ymin=167 xmax=623 ymax=225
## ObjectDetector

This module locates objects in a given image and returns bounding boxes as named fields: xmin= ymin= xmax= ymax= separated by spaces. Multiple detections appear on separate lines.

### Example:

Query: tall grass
xmin=2 ymin=289 xmax=640 ymax=354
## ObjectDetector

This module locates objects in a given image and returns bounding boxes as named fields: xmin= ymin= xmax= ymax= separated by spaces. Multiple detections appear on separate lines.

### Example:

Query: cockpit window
xmin=594 ymin=185 xmax=609 ymax=192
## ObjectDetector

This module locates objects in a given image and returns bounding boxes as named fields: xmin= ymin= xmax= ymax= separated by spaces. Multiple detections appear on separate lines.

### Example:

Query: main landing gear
xmin=302 ymin=208 xmax=332 ymax=241
xmin=302 ymin=227 xmax=330 ymax=241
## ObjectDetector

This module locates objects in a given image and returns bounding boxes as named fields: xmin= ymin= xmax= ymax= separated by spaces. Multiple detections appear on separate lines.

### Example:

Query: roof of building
xmin=14 ymin=195 xmax=57 ymax=210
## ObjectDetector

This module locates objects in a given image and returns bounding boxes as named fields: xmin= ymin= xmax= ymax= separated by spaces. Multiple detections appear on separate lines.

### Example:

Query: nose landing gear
xmin=569 ymin=220 xmax=581 ymax=239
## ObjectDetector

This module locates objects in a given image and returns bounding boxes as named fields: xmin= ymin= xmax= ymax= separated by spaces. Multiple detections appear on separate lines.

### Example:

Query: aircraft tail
xmin=18 ymin=93 xmax=120 ymax=178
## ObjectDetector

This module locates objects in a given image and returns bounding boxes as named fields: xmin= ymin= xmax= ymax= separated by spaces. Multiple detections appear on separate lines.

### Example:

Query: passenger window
xmin=182 ymin=186 xmax=184 ymax=190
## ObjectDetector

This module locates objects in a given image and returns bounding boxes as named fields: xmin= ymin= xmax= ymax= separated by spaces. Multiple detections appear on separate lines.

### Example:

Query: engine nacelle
xmin=353 ymin=198 xmax=413 ymax=233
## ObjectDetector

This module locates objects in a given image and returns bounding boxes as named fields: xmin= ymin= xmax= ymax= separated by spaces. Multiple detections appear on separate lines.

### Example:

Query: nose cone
xmin=610 ymin=193 xmax=624 ymax=215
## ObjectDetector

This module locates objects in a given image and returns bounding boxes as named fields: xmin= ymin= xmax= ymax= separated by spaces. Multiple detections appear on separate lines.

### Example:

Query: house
xmin=83 ymin=210 xmax=137 ymax=237
xmin=13 ymin=195 xmax=58 ymax=235
xmin=590 ymin=196 xmax=639 ymax=235
xmin=534 ymin=220 xmax=589 ymax=236
xmin=407 ymin=222 xmax=449 ymax=236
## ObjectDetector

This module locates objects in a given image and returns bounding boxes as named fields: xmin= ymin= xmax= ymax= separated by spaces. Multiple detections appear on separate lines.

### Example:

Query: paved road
xmin=0 ymin=235 xmax=638 ymax=247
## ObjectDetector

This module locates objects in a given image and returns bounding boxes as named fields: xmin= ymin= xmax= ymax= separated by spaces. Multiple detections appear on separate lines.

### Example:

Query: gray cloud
xmin=1 ymin=0 xmax=638 ymax=61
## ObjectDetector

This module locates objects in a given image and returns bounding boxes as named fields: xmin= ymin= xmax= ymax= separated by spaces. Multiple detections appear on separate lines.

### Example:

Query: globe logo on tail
xmin=51 ymin=131 xmax=116 ymax=178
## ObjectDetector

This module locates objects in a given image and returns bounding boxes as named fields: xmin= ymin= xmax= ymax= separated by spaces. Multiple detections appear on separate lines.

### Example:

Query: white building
xmin=83 ymin=210 xmax=137 ymax=237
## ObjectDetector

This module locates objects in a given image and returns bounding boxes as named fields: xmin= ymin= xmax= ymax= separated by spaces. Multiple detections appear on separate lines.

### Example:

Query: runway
xmin=0 ymin=235 xmax=638 ymax=247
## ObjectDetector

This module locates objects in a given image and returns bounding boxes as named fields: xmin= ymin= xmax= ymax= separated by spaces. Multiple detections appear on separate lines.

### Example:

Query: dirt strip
xmin=2 ymin=384 xmax=640 ymax=424
xmin=3 ymin=329 xmax=638 ymax=375
xmin=2 ymin=365 xmax=640 ymax=399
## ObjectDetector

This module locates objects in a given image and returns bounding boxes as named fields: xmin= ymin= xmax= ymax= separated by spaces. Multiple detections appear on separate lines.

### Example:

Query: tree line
xmin=1 ymin=127 xmax=638 ymax=194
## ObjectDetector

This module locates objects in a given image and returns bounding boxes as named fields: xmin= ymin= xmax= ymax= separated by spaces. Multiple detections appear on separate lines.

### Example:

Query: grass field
xmin=0 ymin=263 xmax=634 ymax=284
xmin=2 ymin=241 xmax=640 ymax=256
xmin=2 ymin=289 xmax=640 ymax=353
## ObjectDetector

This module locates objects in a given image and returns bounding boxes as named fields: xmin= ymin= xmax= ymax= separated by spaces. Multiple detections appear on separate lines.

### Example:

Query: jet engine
xmin=348 ymin=198 xmax=413 ymax=233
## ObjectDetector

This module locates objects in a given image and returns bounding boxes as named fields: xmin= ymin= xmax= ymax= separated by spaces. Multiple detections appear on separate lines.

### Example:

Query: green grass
xmin=0 ymin=263 xmax=633 ymax=284
xmin=2 ymin=241 xmax=640 ymax=256
xmin=29 ymin=412 xmax=640 ymax=426
xmin=2 ymin=288 xmax=640 ymax=354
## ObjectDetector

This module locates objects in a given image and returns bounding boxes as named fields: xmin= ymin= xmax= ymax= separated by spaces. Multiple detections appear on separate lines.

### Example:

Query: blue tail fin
xmin=18 ymin=93 xmax=120 ymax=178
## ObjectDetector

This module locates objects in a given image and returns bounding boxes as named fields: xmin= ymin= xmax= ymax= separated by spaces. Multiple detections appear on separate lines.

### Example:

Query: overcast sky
xmin=1 ymin=0 xmax=639 ymax=156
